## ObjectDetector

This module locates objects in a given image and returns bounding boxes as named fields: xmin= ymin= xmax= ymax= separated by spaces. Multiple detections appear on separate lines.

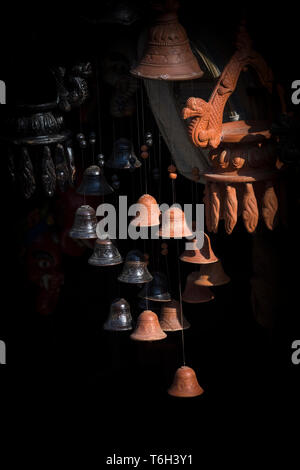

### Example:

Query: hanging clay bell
xmin=88 ymin=238 xmax=123 ymax=266
xmin=182 ymin=272 xmax=214 ymax=303
xmin=130 ymin=0 xmax=203 ymax=81
xmin=194 ymin=261 xmax=230 ymax=287
xmin=106 ymin=138 xmax=141 ymax=169
xmin=159 ymin=206 xmax=193 ymax=238
xmin=138 ymin=271 xmax=171 ymax=302
xmin=103 ymin=298 xmax=133 ymax=331
xmin=69 ymin=205 xmax=97 ymax=239
xmin=179 ymin=233 xmax=218 ymax=264
xmin=160 ymin=300 xmax=190 ymax=331
xmin=118 ymin=249 xmax=153 ymax=284
xmin=77 ymin=165 xmax=114 ymax=196
xmin=168 ymin=366 xmax=204 ymax=398
xmin=130 ymin=310 xmax=167 ymax=341
xmin=130 ymin=194 xmax=161 ymax=227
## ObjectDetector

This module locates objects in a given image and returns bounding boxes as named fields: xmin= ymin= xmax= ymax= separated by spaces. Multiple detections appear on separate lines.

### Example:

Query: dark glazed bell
xmin=69 ymin=205 xmax=97 ymax=239
xmin=118 ymin=249 xmax=153 ymax=284
xmin=88 ymin=238 xmax=123 ymax=266
xmin=106 ymin=138 xmax=141 ymax=169
xmin=138 ymin=271 xmax=171 ymax=302
xmin=103 ymin=298 xmax=133 ymax=331
xmin=77 ymin=165 xmax=114 ymax=196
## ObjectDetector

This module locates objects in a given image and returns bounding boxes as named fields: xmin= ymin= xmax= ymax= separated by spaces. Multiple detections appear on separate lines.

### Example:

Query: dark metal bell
xmin=88 ymin=238 xmax=123 ymax=266
xmin=138 ymin=272 xmax=171 ymax=302
xmin=69 ymin=205 xmax=97 ymax=239
xmin=77 ymin=165 xmax=114 ymax=196
xmin=103 ymin=298 xmax=133 ymax=331
xmin=118 ymin=249 xmax=153 ymax=284
xmin=106 ymin=138 xmax=141 ymax=170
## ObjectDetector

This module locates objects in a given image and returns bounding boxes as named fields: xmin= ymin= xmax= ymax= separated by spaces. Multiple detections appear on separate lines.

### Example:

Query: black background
xmin=0 ymin=1 xmax=299 ymax=466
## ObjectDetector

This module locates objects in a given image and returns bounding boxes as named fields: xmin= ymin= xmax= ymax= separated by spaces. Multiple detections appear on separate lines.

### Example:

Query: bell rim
xmin=130 ymin=67 xmax=203 ymax=81
xmin=130 ymin=332 xmax=167 ymax=341
xmin=138 ymin=292 xmax=172 ymax=302
xmin=182 ymin=295 xmax=215 ymax=303
xmin=179 ymin=254 xmax=219 ymax=264
xmin=117 ymin=275 xmax=153 ymax=284
xmin=69 ymin=231 xmax=97 ymax=239
xmin=194 ymin=278 xmax=230 ymax=287
xmin=88 ymin=257 xmax=123 ymax=267
xmin=167 ymin=386 xmax=204 ymax=398
xmin=103 ymin=324 xmax=133 ymax=332
xmin=160 ymin=322 xmax=190 ymax=332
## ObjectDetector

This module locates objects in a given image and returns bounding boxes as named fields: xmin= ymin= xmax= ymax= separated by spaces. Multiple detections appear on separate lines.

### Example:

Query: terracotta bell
xmin=106 ymin=138 xmax=141 ymax=169
xmin=130 ymin=310 xmax=167 ymax=341
xmin=130 ymin=194 xmax=161 ymax=227
xmin=179 ymin=232 xmax=218 ymax=264
xmin=182 ymin=272 xmax=214 ymax=303
xmin=131 ymin=0 xmax=203 ymax=81
xmin=103 ymin=298 xmax=133 ymax=331
xmin=194 ymin=261 xmax=230 ymax=287
xmin=159 ymin=206 xmax=193 ymax=238
xmin=77 ymin=165 xmax=114 ymax=196
xmin=69 ymin=205 xmax=97 ymax=239
xmin=138 ymin=271 xmax=171 ymax=302
xmin=168 ymin=366 xmax=204 ymax=397
xmin=160 ymin=300 xmax=190 ymax=331
xmin=118 ymin=249 xmax=153 ymax=283
xmin=88 ymin=238 xmax=123 ymax=266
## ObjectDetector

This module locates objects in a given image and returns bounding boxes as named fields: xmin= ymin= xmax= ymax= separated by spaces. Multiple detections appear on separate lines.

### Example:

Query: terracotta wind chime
xmin=182 ymin=23 xmax=279 ymax=234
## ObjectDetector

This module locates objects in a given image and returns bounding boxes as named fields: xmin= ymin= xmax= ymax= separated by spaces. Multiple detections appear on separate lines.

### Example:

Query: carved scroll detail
xmin=223 ymin=184 xmax=238 ymax=234
xmin=242 ymin=183 xmax=259 ymax=233
xmin=210 ymin=182 xmax=221 ymax=233
xmin=20 ymin=147 xmax=36 ymax=199
xmin=182 ymin=25 xmax=273 ymax=149
xmin=262 ymin=181 xmax=278 ymax=230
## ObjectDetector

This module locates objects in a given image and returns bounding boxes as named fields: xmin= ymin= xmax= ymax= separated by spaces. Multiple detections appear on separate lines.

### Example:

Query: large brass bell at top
xmin=77 ymin=160 xmax=114 ymax=196
xmin=88 ymin=238 xmax=123 ymax=266
xmin=131 ymin=0 xmax=204 ymax=81
xmin=69 ymin=205 xmax=97 ymax=239
xmin=106 ymin=138 xmax=141 ymax=170
xmin=118 ymin=249 xmax=153 ymax=284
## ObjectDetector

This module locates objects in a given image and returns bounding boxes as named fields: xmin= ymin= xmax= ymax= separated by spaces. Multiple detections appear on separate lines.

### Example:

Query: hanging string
xmin=95 ymin=56 xmax=103 ymax=154
xmin=176 ymin=238 xmax=186 ymax=366
xmin=135 ymin=88 xmax=143 ymax=195
xmin=140 ymin=82 xmax=148 ymax=194
xmin=79 ymin=107 xmax=86 ymax=206
xmin=172 ymin=154 xmax=186 ymax=367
